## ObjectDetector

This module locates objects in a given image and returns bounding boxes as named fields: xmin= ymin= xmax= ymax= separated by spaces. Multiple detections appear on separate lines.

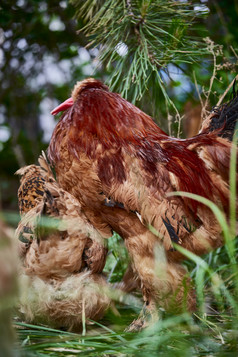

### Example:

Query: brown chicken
xmin=49 ymin=78 xmax=237 ymax=329
xmin=15 ymin=154 xmax=110 ymax=330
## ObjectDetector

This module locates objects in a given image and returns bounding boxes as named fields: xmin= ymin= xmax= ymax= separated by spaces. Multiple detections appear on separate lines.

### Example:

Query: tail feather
xmin=38 ymin=151 xmax=55 ymax=182
xmin=202 ymin=82 xmax=238 ymax=141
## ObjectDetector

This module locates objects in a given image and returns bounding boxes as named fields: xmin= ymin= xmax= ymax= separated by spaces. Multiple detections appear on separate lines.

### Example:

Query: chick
xmin=15 ymin=153 xmax=110 ymax=331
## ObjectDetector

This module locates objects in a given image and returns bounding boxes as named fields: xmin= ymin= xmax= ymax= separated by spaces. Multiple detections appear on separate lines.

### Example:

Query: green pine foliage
xmin=71 ymin=0 xmax=209 ymax=105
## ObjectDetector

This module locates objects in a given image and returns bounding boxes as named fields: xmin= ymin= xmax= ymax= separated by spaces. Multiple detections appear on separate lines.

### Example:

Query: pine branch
xmin=71 ymin=0 xmax=209 ymax=108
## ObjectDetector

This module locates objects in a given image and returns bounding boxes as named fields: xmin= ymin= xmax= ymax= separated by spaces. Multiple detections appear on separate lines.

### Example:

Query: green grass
xmin=13 ymin=231 xmax=238 ymax=356
xmin=13 ymin=224 xmax=238 ymax=356
xmin=13 ymin=298 xmax=238 ymax=356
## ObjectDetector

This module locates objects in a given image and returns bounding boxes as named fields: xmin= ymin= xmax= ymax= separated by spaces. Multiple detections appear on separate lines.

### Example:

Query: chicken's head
xmin=51 ymin=78 xmax=108 ymax=115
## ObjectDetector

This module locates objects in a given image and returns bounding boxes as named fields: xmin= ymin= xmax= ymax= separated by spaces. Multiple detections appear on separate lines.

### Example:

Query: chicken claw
xmin=126 ymin=300 xmax=159 ymax=332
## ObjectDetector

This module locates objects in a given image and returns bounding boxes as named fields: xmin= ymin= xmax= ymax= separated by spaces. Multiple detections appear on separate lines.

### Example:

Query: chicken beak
xmin=51 ymin=97 xmax=74 ymax=115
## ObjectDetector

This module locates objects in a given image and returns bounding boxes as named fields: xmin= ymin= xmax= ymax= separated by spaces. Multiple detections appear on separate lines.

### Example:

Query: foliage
xmin=72 ymin=0 xmax=209 ymax=107
xmin=71 ymin=0 xmax=238 ymax=133
xmin=0 ymin=0 xmax=102 ymax=211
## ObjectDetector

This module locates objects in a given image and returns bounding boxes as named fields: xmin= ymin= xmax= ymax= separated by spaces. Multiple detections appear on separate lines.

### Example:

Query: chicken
xmin=15 ymin=154 xmax=110 ymax=331
xmin=17 ymin=161 xmax=45 ymax=216
xmin=49 ymin=78 xmax=237 ymax=329
xmin=16 ymin=153 xmax=108 ymax=273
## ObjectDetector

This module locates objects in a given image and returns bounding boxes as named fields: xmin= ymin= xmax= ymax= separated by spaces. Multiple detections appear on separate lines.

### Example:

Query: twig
xmin=230 ymin=46 xmax=238 ymax=60
xmin=126 ymin=0 xmax=135 ymax=18
xmin=193 ymin=70 xmax=204 ymax=108
xmin=165 ymin=100 xmax=172 ymax=136
xmin=203 ymin=48 xmax=217 ymax=117
xmin=216 ymin=74 xmax=238 ymax=107
xmin=176 ymin=114 xmax=184 ymax=139
xmin=194 ymin=38 xmax=221 ymax=122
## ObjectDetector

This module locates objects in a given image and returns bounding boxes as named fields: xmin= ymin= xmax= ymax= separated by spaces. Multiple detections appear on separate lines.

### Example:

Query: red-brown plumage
xmin=48 ymin=85 xmax=227 ymax=214
xmin=48 ymin=78 xmax=237 ymax=329
xmin=49 ymin=88 xmax=166 ymax=159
